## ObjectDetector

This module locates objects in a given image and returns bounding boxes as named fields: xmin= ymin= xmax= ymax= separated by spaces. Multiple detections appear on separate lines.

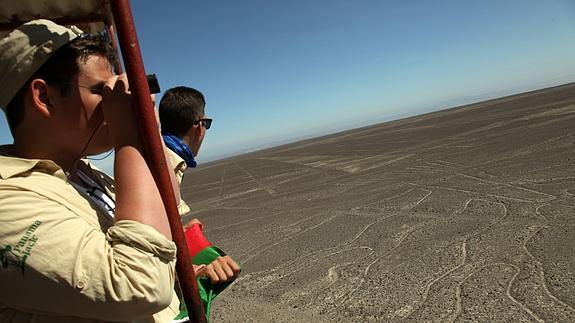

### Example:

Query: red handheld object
xmin=184 ymin=223 xmax=213 ymax=258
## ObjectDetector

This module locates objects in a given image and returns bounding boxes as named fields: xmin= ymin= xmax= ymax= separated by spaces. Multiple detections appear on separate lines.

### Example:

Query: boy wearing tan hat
xmin=0 ymin=19 xmax=191 ymax=322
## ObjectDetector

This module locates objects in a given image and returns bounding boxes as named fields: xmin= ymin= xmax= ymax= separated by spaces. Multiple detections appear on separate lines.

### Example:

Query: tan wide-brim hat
xmin=0 ymin=19 xmax=82 ymax=111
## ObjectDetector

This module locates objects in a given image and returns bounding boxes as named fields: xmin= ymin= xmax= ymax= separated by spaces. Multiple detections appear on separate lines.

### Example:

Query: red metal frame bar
xmin=108 ymin=1 xmax=206 ymax=322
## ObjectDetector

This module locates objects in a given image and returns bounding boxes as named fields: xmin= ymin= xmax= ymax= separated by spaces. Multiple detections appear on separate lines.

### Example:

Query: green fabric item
xmin=173 ymin=246 xmax=238 ymax=322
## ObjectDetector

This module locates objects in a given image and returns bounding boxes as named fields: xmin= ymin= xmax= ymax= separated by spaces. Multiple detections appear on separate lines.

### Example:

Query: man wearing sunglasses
xmin=160 ymin=87 xmax=212 ymax=171
xmin=159 ymin=86 xmax=240 ymax=320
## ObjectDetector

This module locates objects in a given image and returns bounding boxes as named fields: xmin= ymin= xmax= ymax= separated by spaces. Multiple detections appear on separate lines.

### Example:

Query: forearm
xmin=113 ymin=142 xmax=172 ymax=240
xmin=104 ymin=74 xmax=172 ymax=240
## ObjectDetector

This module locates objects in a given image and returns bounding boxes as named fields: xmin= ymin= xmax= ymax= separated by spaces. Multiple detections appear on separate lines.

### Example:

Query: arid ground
xmin=181 ymin=83 xmax=575 ymax=322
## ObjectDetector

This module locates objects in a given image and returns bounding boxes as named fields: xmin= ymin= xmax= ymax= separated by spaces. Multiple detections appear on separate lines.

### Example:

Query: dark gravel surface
xmin=181 ymin=83 xmax=575 ymax=322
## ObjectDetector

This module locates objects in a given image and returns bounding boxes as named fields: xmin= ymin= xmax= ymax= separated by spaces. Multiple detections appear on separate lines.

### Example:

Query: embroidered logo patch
xmin=1 ymin=220 xmax=42 ymax=274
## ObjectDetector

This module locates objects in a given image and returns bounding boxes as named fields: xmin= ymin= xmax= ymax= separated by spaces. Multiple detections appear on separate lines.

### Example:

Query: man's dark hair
xmin=6 ymin=34 xmax=115 ymax=134
xmin=159 ymin=86 xmax=205 ymax=137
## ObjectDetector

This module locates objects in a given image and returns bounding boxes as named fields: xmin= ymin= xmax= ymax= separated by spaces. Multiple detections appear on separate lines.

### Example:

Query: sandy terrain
xmin=181 ymin=83 xmax=575 ymax=322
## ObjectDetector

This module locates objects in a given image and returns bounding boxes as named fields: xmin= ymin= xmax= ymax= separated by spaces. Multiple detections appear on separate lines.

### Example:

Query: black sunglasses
xmin=194 ymin=118 xmax=213 ymax=129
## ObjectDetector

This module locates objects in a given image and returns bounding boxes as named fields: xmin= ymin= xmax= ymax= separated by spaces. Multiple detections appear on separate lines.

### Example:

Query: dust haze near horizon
xmin=1 ymin=1 xmax=575 ymax=175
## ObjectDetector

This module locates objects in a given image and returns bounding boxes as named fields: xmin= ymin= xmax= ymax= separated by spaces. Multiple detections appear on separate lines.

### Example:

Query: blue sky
xmin=1 ymin=0 xmax=575 ymax=173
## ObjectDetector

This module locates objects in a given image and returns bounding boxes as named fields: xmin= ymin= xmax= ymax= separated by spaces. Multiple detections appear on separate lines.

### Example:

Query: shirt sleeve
xmin=0 ymin=189 xmax=177 ymax=321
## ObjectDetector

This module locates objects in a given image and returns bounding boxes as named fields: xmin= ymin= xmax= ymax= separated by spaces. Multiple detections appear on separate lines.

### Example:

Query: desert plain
xmin=181 ymin=83 xmax=575 ymax=322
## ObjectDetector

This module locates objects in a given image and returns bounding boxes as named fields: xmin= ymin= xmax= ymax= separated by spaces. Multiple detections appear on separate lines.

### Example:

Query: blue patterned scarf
xmin=162 ymin=133 xmax=197 ymax=168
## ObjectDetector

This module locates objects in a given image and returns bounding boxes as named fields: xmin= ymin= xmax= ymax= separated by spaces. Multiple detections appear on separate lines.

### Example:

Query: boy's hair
xmin=6 ymin=34 xmax=115 ymax=133
xmin=159 ymin=86 xmax=206 ymax=137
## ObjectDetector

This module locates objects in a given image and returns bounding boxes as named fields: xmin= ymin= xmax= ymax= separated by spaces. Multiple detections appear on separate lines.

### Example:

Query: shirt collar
xmin=0 ymin=145 xmax=66 ymax=180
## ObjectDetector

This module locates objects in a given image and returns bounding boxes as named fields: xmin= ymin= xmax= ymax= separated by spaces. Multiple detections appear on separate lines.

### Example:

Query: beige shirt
xmin=0 ymin=146 xmax=181 ymax=322
xmin=166 ymin=148 xmax=191 ymax=215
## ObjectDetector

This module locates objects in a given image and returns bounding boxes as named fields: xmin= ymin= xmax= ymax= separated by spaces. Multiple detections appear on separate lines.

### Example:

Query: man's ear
xmin=188 ymin=123 xmax=202 ymax=141
xmin=195 ymin=123 xmax=203 ymax=135
xmin=183 ymin=123 xmax=198 ymax=141
xmin=29 ymin=79 xmax=54 ymax=118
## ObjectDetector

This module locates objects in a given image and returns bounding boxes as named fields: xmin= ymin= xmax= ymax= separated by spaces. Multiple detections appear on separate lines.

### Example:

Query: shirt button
xmin=76 ymin=281 xmax=86 ymax=289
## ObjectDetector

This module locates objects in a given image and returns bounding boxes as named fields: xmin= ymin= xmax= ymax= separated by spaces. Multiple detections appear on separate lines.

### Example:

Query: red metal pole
xmin=108 ymin=1 xmax=207 ymax=322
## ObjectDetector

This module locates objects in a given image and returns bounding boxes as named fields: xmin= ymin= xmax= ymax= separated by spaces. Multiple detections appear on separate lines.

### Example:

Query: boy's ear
xmin=29 ymin=79 xmax=53 ymax=118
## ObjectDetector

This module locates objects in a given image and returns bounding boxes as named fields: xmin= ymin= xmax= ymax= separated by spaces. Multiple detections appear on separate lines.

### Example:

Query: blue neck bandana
xmin=162 ymin=133 xmax=197 ymax=168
